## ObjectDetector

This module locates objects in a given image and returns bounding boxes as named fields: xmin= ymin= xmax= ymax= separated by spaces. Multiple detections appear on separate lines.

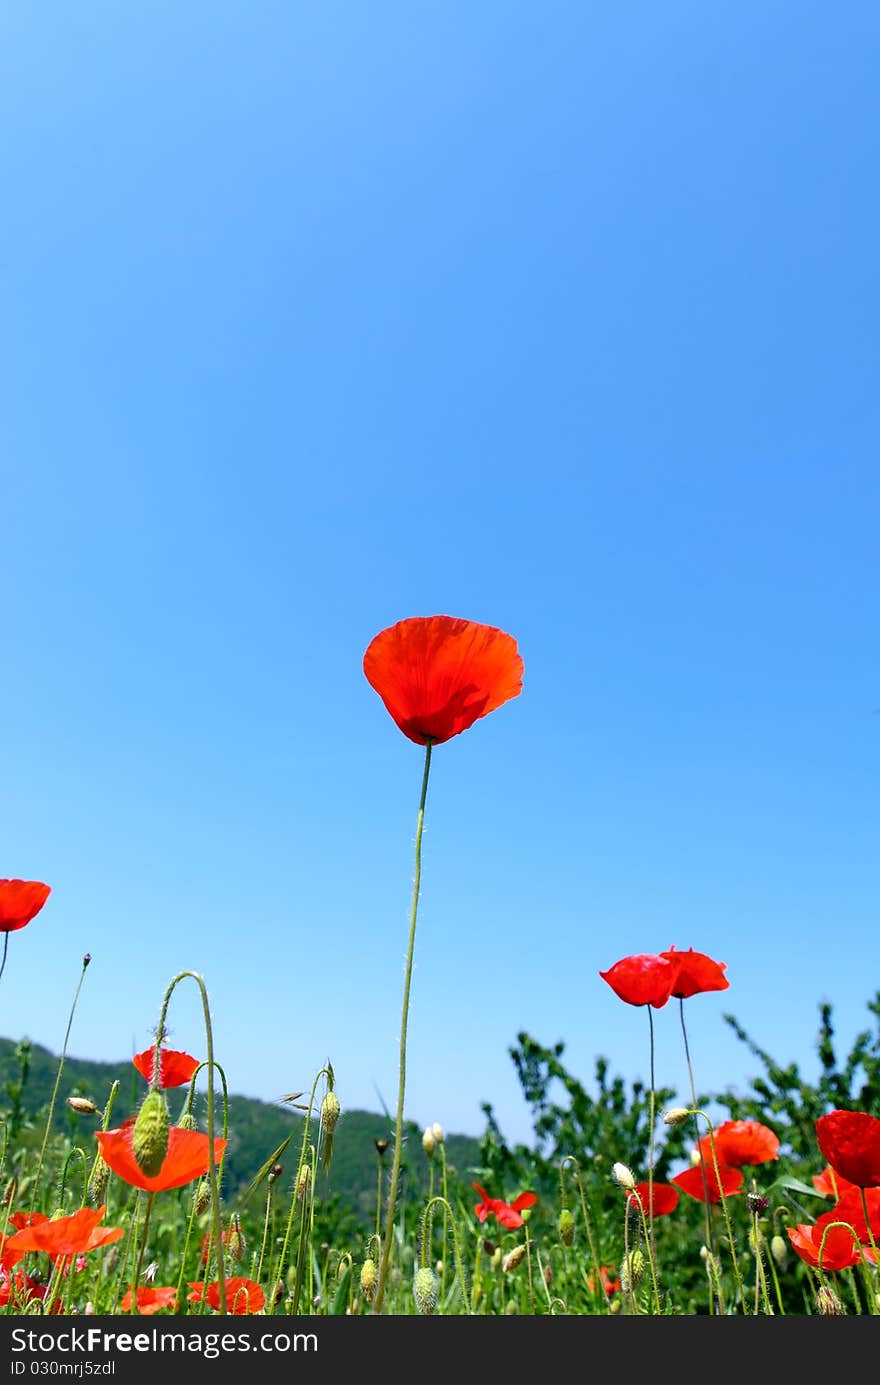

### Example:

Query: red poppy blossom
xmin=0 ymin=1269 xmax=48 ymax=1309
xmin=815 ymin=1110 xmax=880 ymax=1189
xmin=626 ymin=1182 xmax=679 ymax=1219
xmin=96 ymin=1122 xmax=227 ymax=1194
xmin=0 ymin=880 xmax=51 ymax=932
xmin=786 ymin=1221 xmax=873 ymax=1272
xmin=817 ymin=1188 xmax=880 ymax=1247
xmin=120 ymin=1286 xmax=179 ymax=1315
xmin=587 ymin=1265 xmax=621 ymax=1296
xmin=2 ymin=1206 xmax=123 ymax=1262
xmin=363 ymin=615 xmax=523 ymax=746
xmin=671 ymin=1163 xmax=744 ymax=1204
xmin=812 ymin=1165 xmax=858 ymax=1198
xmin=660 ymin=946 xmax=729 ymax=999
xmin=599 ymin=954 xmax=677 ymax=1009
xmin=132 ymin=1045 xmax=200 ymax=1089
xmin=472 ymin=1184 xmax=537 ymax=1230
xmin=188 ymin=1278 xmax=265 ymax=1315
xmin=696 ymin=1120 xmax=780 ymax=1168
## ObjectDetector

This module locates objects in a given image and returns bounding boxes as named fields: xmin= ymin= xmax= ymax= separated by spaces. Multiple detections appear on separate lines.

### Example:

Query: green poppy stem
xmin=373 ymin=738 xmax=433 ymax=1313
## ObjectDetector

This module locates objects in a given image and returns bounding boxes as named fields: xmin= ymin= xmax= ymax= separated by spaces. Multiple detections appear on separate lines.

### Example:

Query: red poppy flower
xmin=815 ymin=1110 xmax=880 ymax=1189
xmin=786 ymin=1222 xmax=870 ymax=1271
xmin=120 ymin=1286 xmax=179 ymax=1315
xmin=671 ymin=1163 xmax=744 ymax=1203
xmin=0 ymin=880 xmax=51 ymax=932
xmin=0 ymin=1269 xmax=48 ymax=1309
xmin=812 ymin=1165 xmax=858 ymax=1198
xmin=472 ymin=1184 xmax=537 ymax=1229
xmin=626 ymin=1182 xmax=679 ymax=1219
xmin=132 ymin=1046 xmax=200 ymax=1089
xmin=599 ymin=954 xmax=677 ymax=1009
xmin=188 ymin=1278 xmax=265 ymax=1315
xmin=696 ymin=1120 xmax=780 ymax=1168
xmin=2 ymin=1206 xmax=123 ymax=1261
xmin=816 ymin=1188 xmax=880 ymax=1247
xmin=660 ymin=946 xmax=729 ymax=999
xmin=363 ymin=615 xmax=523 ymax=746
xmin=587 ymin=1265 xmax=621 ymax=1296
xmin=96 ymin=1122 xmax=227 ymax=1193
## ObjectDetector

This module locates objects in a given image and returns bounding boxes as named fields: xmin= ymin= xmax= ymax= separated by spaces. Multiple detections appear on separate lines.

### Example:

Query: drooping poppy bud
xmin=132 ymin=1091 xmax=170 ymax=1178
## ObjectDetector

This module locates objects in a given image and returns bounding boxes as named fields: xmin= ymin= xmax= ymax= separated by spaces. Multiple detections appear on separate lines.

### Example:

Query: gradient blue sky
xmin=2 ymin=2 xmax=877 ymax=1149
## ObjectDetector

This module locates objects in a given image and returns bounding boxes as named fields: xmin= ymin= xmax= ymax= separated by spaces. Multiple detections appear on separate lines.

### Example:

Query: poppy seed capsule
xmin=131 ymin=1090 xmax=169 ymax=1177
xmin=413 ymin=1266 xmax=438 ymax=1315
xmin=177 ymin=1112 xmax=197 ymax=1132
xmin=663 ymin=1107 xmax=691 ymax=1126
xmin=360 ymin=1259 xmax=377 ymax=1301
xmin=66 ymin=1097 xmax=98 ymax=1116
xmin=422 ymin=1127 xmax=436 ymax=1157
xmin=558 ymin=1209 xmax=575 ymax=1246
xmin=620 ymin=1249 xmax=645 ymax=1293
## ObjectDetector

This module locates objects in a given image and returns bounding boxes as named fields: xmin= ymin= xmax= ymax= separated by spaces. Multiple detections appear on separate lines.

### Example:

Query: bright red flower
xmin=660 ymin=946 xmax=729 ymax=999
xmin=696 ymin=1120 xmax=780 ymax=1168
xmin=472 ymin=1184 xmax=537 ymax=1229
xmin=132 ymin=1045 xmax=201 ymax=1089
xmin=627 ymin=1182 xmax=679 ymax=1219
xmin=815 ymin=1110 xmax=880 ymax=1189
xmin=671 ymin=1163 xmax=744 ymax=1204
xmin=812 ymin=1165 xmax=858 ymax=1198
xmin=0 ymin=880 xmax=51 ymax=932
xmin=587 ymin=1265 xmax=621 ymax=1296
xmin=0 ymin=1269 xmax=48 ymax=1309
xmin=120 ymin=1286 xmax=179 ymax=1315
xmin=188 ymin=1278 xmax=265 ymax=1315
xmin=599 ymin=954 xmax=677 ymax=1009
xmin=816 ymin=1188 xmax=880 ymax=1247
xmin=363 ymin=615 xmax=523 ymax=747
xmin=96 ymin=1121 xmax=227 ymax=1194
xmin=2 ymin=1206 xmax=123 ymax=1261
xmin=786 ymin=1221 xmax=872 ymax=1271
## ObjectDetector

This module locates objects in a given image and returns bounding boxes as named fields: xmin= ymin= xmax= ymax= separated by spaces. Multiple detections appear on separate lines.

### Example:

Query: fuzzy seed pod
xmin=502 ymin=1244 xmax=526 ymax=1273
xmin=88 ymin=1158 xmax=109 ymax=1206
xmin=421 ymin=1127 xmax=436 ymax=1157
xmin=66 ymin=1097 xmax=98 ymax=1115
xmin=321 ymin=1091 xmax=341 ymax=1136
xmin=132 ymin=1090 xmax=169 ymax=1177
xmin=360 ymin=1259 xmax=377 ymax=1302
xmin=662 ymin=1107 xmax=691 ymax=1126
xmin=296 ymin=1164 xmax=311 ymax=1201
xmin=193 ymin=1180 xmax=210 ymax=1215
xmin=227 ymin=1215 xmax=246 ymax=1263
xmin=620 ymin=1249 xmax=645 ymax=1293
xmin=770 ymin=1234 xmax=787 ymax=1267
xmin=611 ymin=1162 xmax=636 ymax=1191
xmin=177 ymin=1111 xmax=198 ymax=1132
xmin=816 ymin=1285 xmax=843 ymax=1316
xmin=413 ymin=1266 xmax=439 ymax=1315
xmin=558 ymin=1208 xmax=575 ymax=1247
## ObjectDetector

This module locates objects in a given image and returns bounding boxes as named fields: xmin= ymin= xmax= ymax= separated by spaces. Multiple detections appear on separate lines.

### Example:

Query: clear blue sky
xmin=2 ymin=2 xmax=877 ymax=1149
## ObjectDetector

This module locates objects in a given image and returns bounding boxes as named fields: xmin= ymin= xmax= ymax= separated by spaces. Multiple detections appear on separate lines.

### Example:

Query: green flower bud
xmin=558 ymin=1208 xmax=575 ymax=1246
xmin=132 ymin=1090 xmax=169 ymax=1177
xmin=413 ymin=1266 xmax=438 ymax=1315
xmin=360 ymin=1260 xmax=377 ymax=1302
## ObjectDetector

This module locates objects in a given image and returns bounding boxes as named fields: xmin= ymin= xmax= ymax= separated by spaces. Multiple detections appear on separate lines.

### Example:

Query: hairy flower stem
xmin=646 ymin=1006 xmax=657 ymax=1275
xmin=33 ymin=954 xmax=91 ymax=1207
xmin=693 ymin=1110 xmax=746 ymax=1312
xmin=560 ymin=1157 xmax=607 ymax=1311
xmin=420 ymin=1196 xmax=471 ymax=1313
xmin=677 ymin=999 xmax=716 ymax=1257
xmin=374 ymin=738 xmax=433 ymax=1313
xmin=129 ymin=1192 xmax=156 ymax=1314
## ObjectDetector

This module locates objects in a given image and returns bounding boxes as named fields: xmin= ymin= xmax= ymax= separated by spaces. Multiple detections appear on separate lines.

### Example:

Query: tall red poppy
xmin=188 ymin=1278 xmax=265 ymax=1314
xmin=661 ymin=946 xmax=729 ymax=998
xmin=120 ymin=1286 xmax=178 ymax=1315
xmin=132 ymin=1045 xmax=200 ymax=1089
xmin=815 ymin=1110 xmax=880 ymax=1189
xmin=671 ymin=1163 xmax=744 ymax=1203
xmin=696 ymin=1120 xmax=780 ymax=1168
xmin=96 ymin=1122 xmax=227 ymax=1194
xmin=472 ymin=1184 xmax=537 ymax=1230
xmin=786 ymin=1221 xmax=868 ymax=1271
xmin=816 ymin=1188 xmax=880 ymax=1247
xmin=599 ymin=954 xmax=677 ymax=1009
xmin=0 ymin=880 xmax=51 ymax=932
xmin=2 ymin=1206 xmax=123 ymax=1261
xmin=627 ymin=1182 xmax=679 ymax=1218
xmin=363 ymin=615 xmax=523 ymax=746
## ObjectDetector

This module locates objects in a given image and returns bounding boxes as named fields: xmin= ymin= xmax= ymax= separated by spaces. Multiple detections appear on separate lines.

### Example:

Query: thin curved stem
xmin=374 ymin=739 xmax=433 ymax=1313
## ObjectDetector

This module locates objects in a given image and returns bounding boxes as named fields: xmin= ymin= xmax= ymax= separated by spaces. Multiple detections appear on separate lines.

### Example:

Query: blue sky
xmin=2 ymin=2 xmax=877 ymax=1151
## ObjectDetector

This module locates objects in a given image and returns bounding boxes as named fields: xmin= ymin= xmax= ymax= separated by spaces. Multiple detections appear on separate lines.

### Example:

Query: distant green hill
xmin=0 ymin=1036 xmax=482 ymax=1229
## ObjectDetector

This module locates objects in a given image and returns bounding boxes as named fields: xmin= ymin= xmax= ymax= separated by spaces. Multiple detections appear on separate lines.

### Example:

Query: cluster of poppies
xmin=599 ymin=947 xmax=730 ymax=1009
xmin=786 ymin=1110 xmax=880 ymax=1270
